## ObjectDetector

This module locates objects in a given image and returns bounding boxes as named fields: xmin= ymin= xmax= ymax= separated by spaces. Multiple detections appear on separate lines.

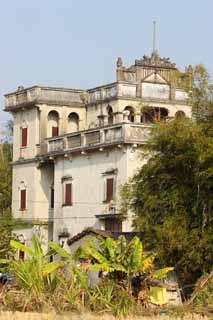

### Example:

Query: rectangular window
xmin=21 ymin=127 xmax=28 ymax=147
xmin=50 ymin=187 xmax=54 ymax=209
xmin=105 ymin=218 xmax=122 ymax=232
xmin=20 ymin=189 xmax=26 ymax=210
xmin=106 ymin=178 xmax=114 ymax=202
xmin=64 ymin=183 xmax=72 ymax=206
xmin=52 ymin=126 xmax=59 ymax=137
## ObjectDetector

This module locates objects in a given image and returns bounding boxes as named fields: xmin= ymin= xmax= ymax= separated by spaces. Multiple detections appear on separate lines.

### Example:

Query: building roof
xmin=67 ymin=227 xmax=141 ymax=246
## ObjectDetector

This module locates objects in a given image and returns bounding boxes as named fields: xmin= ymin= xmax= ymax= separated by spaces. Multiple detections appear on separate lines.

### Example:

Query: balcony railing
xmin=5 ymin=86 xmax=83 ymax=108
xmin=45 ymin=123 xmax=151 ymax=154
xmin=88 ymin=82 xmax=137 ymax=103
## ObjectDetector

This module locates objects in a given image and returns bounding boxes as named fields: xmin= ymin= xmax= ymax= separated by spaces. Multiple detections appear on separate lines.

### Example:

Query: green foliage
xmin=1 ymin=236 xmax=175 ymax=313
xmin=88 ymin=280 xmax=136 ymax=317
xmin=82 ymin=235 xmax=155 ymax=281
xmin=120 ymin=118 xmax=213 ymax=287
xmin=81 ymin=234 xmax=173 ymax=304
xmin=191 ymin=65 xmax=213 ymax=120
xmin=192 ymin=272 xmax=213 ymax=308
xmin=2 ymin=235 xmax=68 ymax=297
xmin=0 ymin=121 xmax=14 ymax=269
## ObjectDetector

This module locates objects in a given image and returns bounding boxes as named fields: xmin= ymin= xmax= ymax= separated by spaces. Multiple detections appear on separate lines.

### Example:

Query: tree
xmin=0 ymin=121 xmax=13 ymax=267
xmin=191 ymin=64 xmax=213 ymax=120
xmin=120 ymin=118 xmax=213 ymax=289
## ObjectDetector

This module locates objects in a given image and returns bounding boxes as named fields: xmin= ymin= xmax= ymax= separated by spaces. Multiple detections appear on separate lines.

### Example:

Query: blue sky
xmin=0 ymin=0 xmax=213 ymax=129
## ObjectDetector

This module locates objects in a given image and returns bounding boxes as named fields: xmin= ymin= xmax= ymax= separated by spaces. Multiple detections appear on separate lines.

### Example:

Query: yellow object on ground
xmin=150 ymin=286 xmax=169 ymax=305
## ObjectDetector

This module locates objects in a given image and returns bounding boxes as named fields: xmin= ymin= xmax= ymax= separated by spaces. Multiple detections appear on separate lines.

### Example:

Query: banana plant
xmin=80 ymin=235 xmax=173 ymax=296
xmin=0 ymin=235 xmax=70 ymax=296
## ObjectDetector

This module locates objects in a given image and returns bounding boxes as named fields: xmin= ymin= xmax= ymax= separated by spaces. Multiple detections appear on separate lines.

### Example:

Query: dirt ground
xmin=0 ymin=311 xmax=210 ymax=320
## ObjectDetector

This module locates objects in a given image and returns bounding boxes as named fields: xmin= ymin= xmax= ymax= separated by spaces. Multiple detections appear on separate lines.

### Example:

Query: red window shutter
xmin=106 ymin=178 xmax=114 ymax=202
xmin=52 ymin=127 xmax=59 ymax=137
xmin=65 ymin=183 xmax=72 ymax=205
xmin=20 ymin=190 xmax=26 ymax=210
xmin=21 ymin=127 xmax=28 ymax=147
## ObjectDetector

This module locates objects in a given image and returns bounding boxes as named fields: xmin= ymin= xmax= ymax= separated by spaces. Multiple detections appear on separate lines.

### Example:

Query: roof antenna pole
xmin=153 ymin=19 xmax=157 ymax=54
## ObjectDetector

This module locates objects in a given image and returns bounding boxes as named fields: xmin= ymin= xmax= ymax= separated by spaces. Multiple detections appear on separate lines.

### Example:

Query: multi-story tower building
xmin=4 ymin=51 xmax=192 ymax=248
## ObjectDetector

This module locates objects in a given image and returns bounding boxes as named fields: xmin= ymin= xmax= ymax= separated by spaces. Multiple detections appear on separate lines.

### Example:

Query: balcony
xmin=88 ymin=82 xmax=137 ymax=103
xmin=44 ymin=123 xmax=151 ymax=155
xmin=5 ymin=86 xmax=83 ymax=109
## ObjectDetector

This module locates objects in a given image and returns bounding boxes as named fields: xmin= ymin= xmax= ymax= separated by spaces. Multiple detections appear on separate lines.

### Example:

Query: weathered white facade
xmin=4 ymin=52 xmax=192 ymax=248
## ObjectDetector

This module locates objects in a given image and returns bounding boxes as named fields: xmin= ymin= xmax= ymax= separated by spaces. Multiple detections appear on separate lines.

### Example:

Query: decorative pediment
xmin=135 ymin=52 xmax=176 ymax=69
xmin=143 ymin=72 xmax=168 ymax=84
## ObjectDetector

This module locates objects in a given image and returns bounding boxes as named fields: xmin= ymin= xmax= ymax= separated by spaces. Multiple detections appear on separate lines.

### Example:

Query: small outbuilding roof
xmin=67 ymin=227 xmax=141 ymax=246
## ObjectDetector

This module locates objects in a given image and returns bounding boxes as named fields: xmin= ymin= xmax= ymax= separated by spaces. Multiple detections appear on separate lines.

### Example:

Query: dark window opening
xmin=21 ymin=127 xmax=28 ymax=147
xmin=52 ymin=126 xmax=59 ymax=137
xmin=65 ymin=183 xmax=72 ymax=206
xmin=19 ymin=250 xmax=25 ymax=260
xmin=50 ymin=187 xmax=54 ymax=209
xmin=106 ymin=178 xmax=114 ymax=202
xmin=105 ymin=218 xmax=122 ymax=232
xmin=107 ymin=106 xmax=113 ymax=125
xmin=20 ymin=189 xmax=26 ymax=210
xmin=124 ymin=107 xmax=135 ymax=122
xmin=141 ymin=107 xmax=168 ymax=123
xmin=175 ymin=111 xmax=186 ymax=119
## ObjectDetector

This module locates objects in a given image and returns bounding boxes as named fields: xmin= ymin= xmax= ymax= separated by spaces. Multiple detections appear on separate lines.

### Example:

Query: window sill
xmin=62 ymin=204 xmax=73 ymax=207
xmin=103 ymin=200 xmax=114 ymax=204
xmin=20 ymin=146 xmax=27 ymax=149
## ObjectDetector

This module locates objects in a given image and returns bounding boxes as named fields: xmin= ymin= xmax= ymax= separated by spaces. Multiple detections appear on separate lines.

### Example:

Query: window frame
xmin=21 ymin=127 xmax=28 ymax=148
xmin=20 ymin=189 xmax=26 ymax=211
xmin=52 ymin=126 xmax=59 ymax=137
xmin=63 ymin=182 xmax=72 ymax=206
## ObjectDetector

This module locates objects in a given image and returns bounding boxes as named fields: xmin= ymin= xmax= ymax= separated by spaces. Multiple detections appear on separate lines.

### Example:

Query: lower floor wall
xmin=12 ymin=224 xmax=52 ymax=256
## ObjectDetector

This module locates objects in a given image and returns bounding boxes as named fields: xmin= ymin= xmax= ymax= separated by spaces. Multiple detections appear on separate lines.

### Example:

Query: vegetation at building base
xmin=0 ymin=235 xmax=179 ymax=317
xmin=120 ymin=65 xmax=213 ymax=295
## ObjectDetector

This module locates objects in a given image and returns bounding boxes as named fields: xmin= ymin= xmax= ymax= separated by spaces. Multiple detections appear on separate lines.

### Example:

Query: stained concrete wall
xmin=52 ymin=144 xmax=146 ymax=241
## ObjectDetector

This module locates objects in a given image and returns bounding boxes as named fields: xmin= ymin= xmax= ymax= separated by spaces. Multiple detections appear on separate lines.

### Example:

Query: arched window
xmin=68 ymin=112 xmax=79 ymax=133
xmin=48 ymin=111 xmax=59 ymax=137
xmin=123 ymin=106 xmax=135 ymax=122
xmin=107 ymin=106 xmax=113 ymax=125
xmin=175 ymin=111 xmax=186 ymax=119
xmin=141 ymin=107 xmax=168 ymax=123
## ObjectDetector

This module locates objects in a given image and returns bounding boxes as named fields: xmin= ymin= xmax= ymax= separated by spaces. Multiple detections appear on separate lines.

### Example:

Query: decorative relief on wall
xmin=49 ymin=139 xmax=64 ymax=152
xmin=67 ymin=135 xmax=81 ymax=148
xmin=85 ymin=131 xmax=100 ymax=145
xmin=135 ymin=53 xmax=176 ymax=69
xmin=119 ymin=84 xmax=136 ymax=97
xmin=175 ymin=89 xmax=188 ymax=101
xmin=126 ymin=126 xmax=150 ymax=141
xmin=89 ymin=86 xmax=117 ymax=102
xmin=143 ymin=72 xmax=167 ymax=84
xmin=105 ymin=127 xmax=122 ymax=142
xmin=123 ymin=72 xmax=136 ymax=82
xmin=104 ymin=86 xmax=117 ymax=99
xmin=142 ymin=83 xmax=170 ymax=100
